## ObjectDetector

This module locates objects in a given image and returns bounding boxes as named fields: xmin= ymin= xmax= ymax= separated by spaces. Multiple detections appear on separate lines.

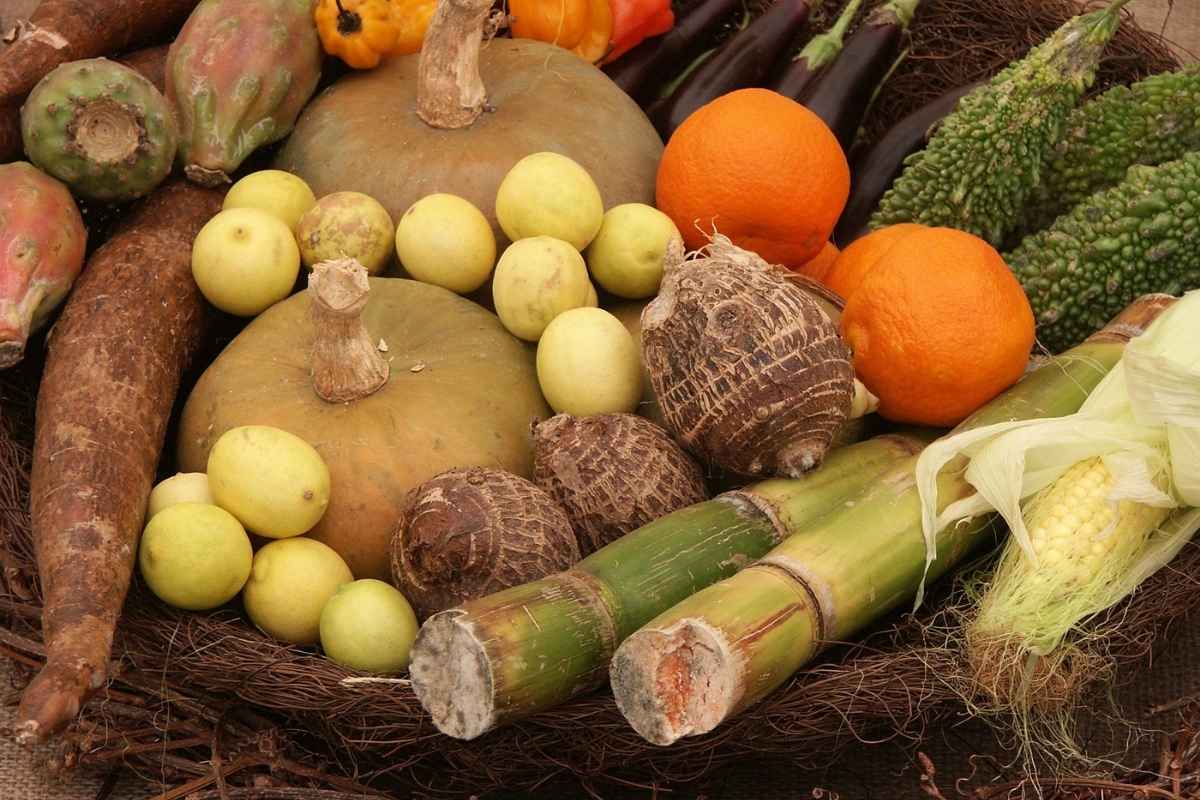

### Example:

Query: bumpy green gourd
xmin=1006 ymin=151 xmax=1200 ymax=353
xmin=870 ymin=0 xmax=1130 ymax=246
xmin=1021 ymin=67 xmax=1200 ymax=234
xmin=20 ymin=58 xmax=178 ymax=203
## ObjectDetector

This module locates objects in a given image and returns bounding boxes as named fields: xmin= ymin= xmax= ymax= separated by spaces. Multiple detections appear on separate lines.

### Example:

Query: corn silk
xmin=916 ymin=291 xmax=1200 ymax=662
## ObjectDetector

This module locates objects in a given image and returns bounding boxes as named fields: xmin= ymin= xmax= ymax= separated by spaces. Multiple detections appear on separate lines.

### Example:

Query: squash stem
xmin=416 ymin=0 xmax=493 ymax=129
xmin=308 ymin=258 xmax=389 ymax=403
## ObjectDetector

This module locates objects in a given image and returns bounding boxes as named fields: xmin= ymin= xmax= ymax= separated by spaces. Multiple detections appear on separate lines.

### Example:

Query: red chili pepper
xmin=605 ymin=0 xmax=674 ymax=63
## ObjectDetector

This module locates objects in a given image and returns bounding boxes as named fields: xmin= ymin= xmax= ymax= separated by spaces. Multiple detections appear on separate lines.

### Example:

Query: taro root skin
xmin=533 ymin=413 xmax=710 ymax=555
xmin=641 ymin=236 xmax=856 ymax=478
xmin=0 ymin=162 xmax=87 ymax=369
xmin=391 ymin=467 xmax=580 ymax=619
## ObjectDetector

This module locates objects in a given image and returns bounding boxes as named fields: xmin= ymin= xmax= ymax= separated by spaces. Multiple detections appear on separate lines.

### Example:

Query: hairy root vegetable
xmin=116 ymin=44 xmax=170 ymax=94
xmin=532 ymin=413 xmax=709 ymax=555
xmin=18 ymin=180 xmax=222 ymax=743
xmin=0 ymin=162 xmax=87 ymax=369
xmin=0 ymin=0 xmax=200 ymax=105
xmin=641 ymin=235 xmax=869 ymax=478
xmin=391 ymin=467 xmax=580 ymax=619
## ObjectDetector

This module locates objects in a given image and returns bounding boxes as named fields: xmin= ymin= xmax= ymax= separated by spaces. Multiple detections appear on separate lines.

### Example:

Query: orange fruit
xmin=655 ymin=88 xmax=850 ymax=269
xmin=793 ymin=241 xmax=840 ymax=283
xmin=824 ymin=223 xmax=925 ymax=301
xmin=841 ymin=227 xmax=1035 ymax=427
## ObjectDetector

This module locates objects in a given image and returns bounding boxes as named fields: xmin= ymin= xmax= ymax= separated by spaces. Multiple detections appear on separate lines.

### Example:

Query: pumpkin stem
xmin=416 ymin=0 xmax=493 ymax=129
xmin=308 ymin=258 xmax=390 ymax=403
xmin=335 ymin=0 xmax=363 ymax=35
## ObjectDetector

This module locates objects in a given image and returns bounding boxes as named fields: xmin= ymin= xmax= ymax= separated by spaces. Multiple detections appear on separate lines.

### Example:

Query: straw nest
xmin=0 ymin=1 xmax=1192 ymax=797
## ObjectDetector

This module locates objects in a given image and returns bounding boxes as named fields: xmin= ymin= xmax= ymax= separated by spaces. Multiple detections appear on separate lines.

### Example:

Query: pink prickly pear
xmin=166 ymin=0 xmax=323 ymax=186
xmin=0 ymin=162 xmax=87 ymax=369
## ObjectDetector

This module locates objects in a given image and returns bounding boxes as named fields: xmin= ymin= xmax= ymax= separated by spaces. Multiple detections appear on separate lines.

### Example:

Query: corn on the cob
xmin=975 ymin=457 xmax=1171 ymax=656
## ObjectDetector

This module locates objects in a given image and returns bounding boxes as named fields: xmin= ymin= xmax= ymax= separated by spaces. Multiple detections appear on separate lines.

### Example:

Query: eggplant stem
xmin=792 ymin=0 xmax=863 ymax=69
xmin=874 ymin=0 xmax=922 ymax=28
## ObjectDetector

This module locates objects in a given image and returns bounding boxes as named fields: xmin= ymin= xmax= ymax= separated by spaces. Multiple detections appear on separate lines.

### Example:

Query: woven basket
xmin=0 ymin=1 xmax=1189 ymax=798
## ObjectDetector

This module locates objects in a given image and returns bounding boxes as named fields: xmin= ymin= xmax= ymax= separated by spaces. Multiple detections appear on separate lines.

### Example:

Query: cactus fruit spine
xmin=20 ymin=58 xmax=178 ymax=203
xmin=0 ymin=162 xmax=87 ymax=369
xmin=167 ymin=0 xmax=323 ymax=186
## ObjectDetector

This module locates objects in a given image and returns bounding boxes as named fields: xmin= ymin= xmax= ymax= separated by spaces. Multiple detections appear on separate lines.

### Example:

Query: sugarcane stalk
xmin=409 ymin=431 xmax=930 ymax=739
xmin=609 ymin=294 xmax=1176 ymax=746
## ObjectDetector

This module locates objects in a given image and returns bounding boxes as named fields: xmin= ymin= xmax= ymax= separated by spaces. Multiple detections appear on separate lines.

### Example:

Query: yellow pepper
xmin=571 ymin=0 xmax=614 ymax=63
xmin=314 ymin=0 xmax=401 ymax=70
xmin=509 ymin=0 xmax=590 ymax=49
xmin=393 ymin=0 xmax=439 ymax=54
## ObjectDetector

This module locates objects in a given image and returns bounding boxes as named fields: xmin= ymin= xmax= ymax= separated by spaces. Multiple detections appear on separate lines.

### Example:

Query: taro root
xmin=0 ymin=162 xmax=87 ymax=369
xmin=176 ymin=259 xmax=549 ymax=579
xmin=167 ymin=0 xmax=322 ymax=186
xmin=21 ymin=58 xmax=177 ymax=202
xmin=532 ymin=413 xmax=709 ymax=555
xmin=641 ymin=235 xmax=871 ymax=478
xmin=275 ymin=0 xmax=662 ymax=248
xmin=391 ymin=467 xmax=580 ymax=619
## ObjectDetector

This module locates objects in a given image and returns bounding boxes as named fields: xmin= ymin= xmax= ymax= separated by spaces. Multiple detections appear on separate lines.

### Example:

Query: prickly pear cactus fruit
xmin=167 ymin=0 xmax=323 ymax=186
xmin=20 ymin=58 xmax=179 ymax=203
xmin=0 ymin=163 xmax=87 ymax=369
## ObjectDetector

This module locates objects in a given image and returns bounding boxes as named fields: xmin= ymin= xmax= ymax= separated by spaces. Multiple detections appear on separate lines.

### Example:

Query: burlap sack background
xmin=2 ymin=1 xmax=1199 ymax=798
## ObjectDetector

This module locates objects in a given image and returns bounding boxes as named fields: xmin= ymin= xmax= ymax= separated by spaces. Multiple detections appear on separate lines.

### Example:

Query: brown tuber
xmin=390 ymin=467 xmax=580 ymax=619
xmin=641 ymin=235 xmax=870 ymax=478
xmin=532 ymin=413 xmax=710 ymax=555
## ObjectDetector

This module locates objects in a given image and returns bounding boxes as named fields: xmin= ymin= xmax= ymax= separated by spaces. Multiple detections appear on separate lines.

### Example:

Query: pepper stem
xmin=335 ymin=0 xmax=364 ymax=34
xmin=416 ymin=0 xmax=494 ymax=129
xmin=309 ymin=258 xmax=389 ymax=403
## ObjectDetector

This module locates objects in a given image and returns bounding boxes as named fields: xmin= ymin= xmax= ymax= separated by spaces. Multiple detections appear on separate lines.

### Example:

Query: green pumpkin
xmin=177 ymin=276 xmax=549 ymax=579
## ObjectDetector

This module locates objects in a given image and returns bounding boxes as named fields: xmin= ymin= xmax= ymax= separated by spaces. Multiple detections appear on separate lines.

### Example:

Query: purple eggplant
xmin=803 ymin=0 xmax=923 ymax=151
xmin=833 ymin=81 xmax=981 ymax=246
xmin=769 ymin=0 xmax=863 ymax=102
xmin=604 ymin=0 xmax=743 ymax=107
xmin=647 ymin=0 xmax=819 ymax=140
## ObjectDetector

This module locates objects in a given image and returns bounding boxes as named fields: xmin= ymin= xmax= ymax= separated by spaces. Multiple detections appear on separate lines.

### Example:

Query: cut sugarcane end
xmin=609 ymin=618 xmax=738 ymax=746
xmin=409 ymin=609 xmax=496 ymax=740
xmin=850 ymin=378 xmax=879 ymax=419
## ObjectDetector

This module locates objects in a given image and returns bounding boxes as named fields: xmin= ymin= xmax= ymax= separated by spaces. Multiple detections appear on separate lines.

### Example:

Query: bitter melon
xmin=1006 ymin=150 xmax=1200 ymax=354
xmin=870 ymin=0 xmax=1131 ymax=246
xmin=1022 ymin=67 xmax=1200 ymax=234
